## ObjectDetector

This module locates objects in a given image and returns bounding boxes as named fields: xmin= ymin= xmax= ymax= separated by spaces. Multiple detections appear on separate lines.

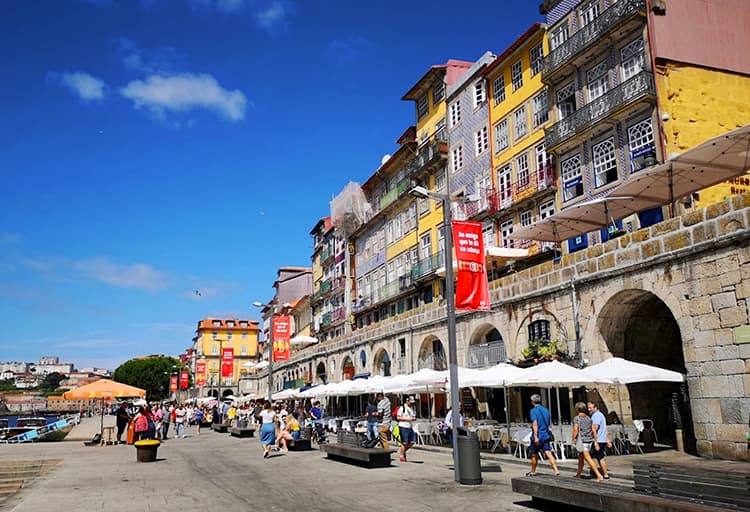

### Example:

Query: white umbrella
xmin=254 ymin=361 xmax=269 ymax=370
xmin=408 ymin=368 xmax=448 ymax=386
xmin=553 ymin=196 xmax=659 ymax=235
xmin=290 ymin=335 xmax=319 ymax=345
xmin=509 ymin=216 xmax=604 ymax=243
xmin=580 ymin=357 xmax=685 ymax=440
xmin=272 ymin=389 xmax=297 ymax=401
xmin=461 ymin=363 xmax=525 ymax=387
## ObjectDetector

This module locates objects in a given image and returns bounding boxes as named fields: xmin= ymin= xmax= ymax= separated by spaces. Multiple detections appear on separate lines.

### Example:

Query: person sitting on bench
xmin=275 ymin=413 xmax=301 ymax=451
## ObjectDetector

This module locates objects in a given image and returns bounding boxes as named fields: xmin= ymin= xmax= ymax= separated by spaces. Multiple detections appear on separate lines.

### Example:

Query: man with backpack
xmin=396 ymin=396 xmax=418 ymax=462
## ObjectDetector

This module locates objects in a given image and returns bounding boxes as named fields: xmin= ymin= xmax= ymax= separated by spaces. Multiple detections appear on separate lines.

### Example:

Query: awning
xmin=352 ymin=372 xmax=370 ymax=380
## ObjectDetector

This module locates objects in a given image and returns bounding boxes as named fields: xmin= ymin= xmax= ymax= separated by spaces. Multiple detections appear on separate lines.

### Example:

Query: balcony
xmin=418 ymin=352 xmax=447 ymax=371
xmin=545 ymin=71 xmax=655 ymax=150
xmin=468 ymin=341 xmax=507 ymax=369
xmin=543 ymin=0 xmax=646 ymax=81
xmin=411 ymin=251 xmax=445 ymax=282
xmin=402 ymin=139 xmax=448 ymax=179
xmin=379 ymin=177 xmax=412 ymax=211
xmin=455 ymin=188 xmax=499 ymax=221
xmin=319 ymin=247 xmax=334 ymax=263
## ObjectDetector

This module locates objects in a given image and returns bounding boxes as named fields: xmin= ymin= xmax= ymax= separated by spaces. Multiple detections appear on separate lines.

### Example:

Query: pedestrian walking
xmin=572 ymin=402 xmax=604 ymax=481
xmin=115 ymin=402 xmax=131 ymax=444
xmin=195 ymin=405 xmax=205 ymax=435
xmin=588 ymin=401 xmax=611 ymax=479
xmin=376 ymin=392 xmax=392 ymax=450
xmin=396 ymin=396 xmax=418 ymax=462
xmin=174 ymin=403 xmax=187 ymax=438
xmin=527 ymin=393 xmax=560 ymax=477
xmin=258 ymin=400 xmax=277 ymax=458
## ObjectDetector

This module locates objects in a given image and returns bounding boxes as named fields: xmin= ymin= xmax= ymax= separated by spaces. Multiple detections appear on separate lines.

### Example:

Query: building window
xmin=516 ymin=153 xmax=530 ymax=189
xmin=528 ymin=319 xmax=551 ymax=344
xmin=520 ymin=209 xmax=533 ymax=227
xmin=473 ymin=80 xmax=486 ymax=107
xmin=227 ymin=332 xmax=233 ymax=340
xmin=530 ymin=42 xmax=544 ymax=76
xmin=494 ymin=118 xmax=509 ymax=153
xmin=621 ymin=38 xmax=645 ymax=81
xmin=482 ymin=221 xmax=495 ymax=248
xmin=417 ymin=93 xmax=428 ymax=120
xmin=592 ymin=137 xmax=619 ymax=187
xmin=434 ymin=117 xmax=446 ymax=141
xmin=549 ymin=23 xmax=569 ymax=51
xmin=432 ymin=80 xmax=445 ymax=105
xmin=513 ymin=106 xmax=528 ymax=140
xmin=493 ymin=74 xmax=506 ymax=105
xmin=500 ymin=219 xmax=514 ymax=248
xmin=587 ymin=61 xmax=609 ymax=101
xmin=420 ymin=233 xmax=431 ymax=260
xmin=556 ymin=81 xmax=576 ymax=119
xmin=212 ymin=331 xmax=218 ymax=340
xmin=241 ymin=345 xmax=247 ymax=355
xmin=539 ymin=199 xmax=555 ymax=219
xmin=475 ymin=126 xmax=489 ymax=155
xmin=496 ymin=164 xmax=512 ymax=204
xmin=579 ymin=0 xmax=600 ymax=28
xmin=211 ymin=344 xmax=218 ymax=355
xmin=449 ymin=100 xmax=461 ymax=127
xmin=531 ymin=89 xmax=549 ymax=128
xmin=511 ymin=60 xmax=523 ymax=91
xmin=627 ymin=118 xmax=655 ymax=163
xmin=434 ymin=170 xmax=446 ymax=192
xmin=561 ymin=153 xmax=583 ymax=201
xmin=242 ymin=331 xmax=248 ymax=339
xmin=452 ymin=146 xmax=463 ymax=172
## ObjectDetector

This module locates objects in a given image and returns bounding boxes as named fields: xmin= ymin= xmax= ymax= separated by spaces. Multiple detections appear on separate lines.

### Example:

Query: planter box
xmin=134 ymin=440 xmax=160 ymax=462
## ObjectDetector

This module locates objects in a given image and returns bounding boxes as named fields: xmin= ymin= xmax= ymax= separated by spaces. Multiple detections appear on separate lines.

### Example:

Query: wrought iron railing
xmin=402 ymin=139 xmax=448 ymax=178
xmin=468 ymin=341 xmax=507 ymax=369
xmin=543 ymin=0 xmax=646 ymax=79
xmin=418 ymin=352 xmax=447 ymax=371
xmin=545 ymin=71 xmax=654 ymax=149
xmin=411 ymin=251 xmax=445 ymax=281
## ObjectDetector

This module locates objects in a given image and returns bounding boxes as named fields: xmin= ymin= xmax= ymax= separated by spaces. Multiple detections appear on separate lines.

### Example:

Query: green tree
xmin=113 ymin=356 xmax=190 ymax=401
xmin=37 ymin=372 xmax=66 ymax=392
xmin=0 ymin=379 xmax=16 ymax=392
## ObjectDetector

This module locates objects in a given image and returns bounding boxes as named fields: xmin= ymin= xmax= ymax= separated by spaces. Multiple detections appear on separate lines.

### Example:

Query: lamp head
xmin=409 ymin=186 xmax=430 ymax=199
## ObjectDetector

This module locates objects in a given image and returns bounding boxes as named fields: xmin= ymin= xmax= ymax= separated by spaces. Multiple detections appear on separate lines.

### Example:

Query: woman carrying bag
xmin=571 ymin=402 xmax=604 ymax=481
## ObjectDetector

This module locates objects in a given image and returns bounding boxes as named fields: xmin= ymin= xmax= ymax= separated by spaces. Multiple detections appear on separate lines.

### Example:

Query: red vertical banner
xmin=195 ymin=362 xmax=206 ymax=386
xmin=221 ymin=347 xmax=234 ymax=378
xmin=169 ymin=375 xmax=178 ymax=392
xmin=452 ymin=220 xmax=490 ymax=311
xmin=272 ymin=316 xmax=291 ymax=362
xmin=179 ymin=371 xmax=189 ymax=390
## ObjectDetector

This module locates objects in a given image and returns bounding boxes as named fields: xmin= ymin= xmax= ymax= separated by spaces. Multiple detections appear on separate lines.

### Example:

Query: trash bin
xmin=456 ymin=427 xmax=482 ymax=485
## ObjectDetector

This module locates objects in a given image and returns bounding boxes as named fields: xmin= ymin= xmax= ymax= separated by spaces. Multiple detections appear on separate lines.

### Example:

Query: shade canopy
xmin=580 ymin=357 xmax=685 ymax=385
xmin=62 ymin=378 xmax=146 ymax=400
xmin=610 ymin=123 xmax=750 ymax=205
xmin=461 ymin=363 xmax=526 ymax=387
xmin=290 ymin=335 xmax=319 ymax=345
xmin=555 ymin=196 xmax=659 ymax=229
xmin=507 ymin=360 xmax=612 ymax=387
xmin=509 ymin=217 xmax=603 ymax=243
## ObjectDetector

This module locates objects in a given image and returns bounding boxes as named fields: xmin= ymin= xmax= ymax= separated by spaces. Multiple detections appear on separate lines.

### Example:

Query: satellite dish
xmin=381 ymin=154 xmax=391 ymax=165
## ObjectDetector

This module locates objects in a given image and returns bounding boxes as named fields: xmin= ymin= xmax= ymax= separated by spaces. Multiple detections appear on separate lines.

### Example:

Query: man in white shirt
xmin=396 ymin=396 xmax=418 ymax=462
xmin=444 ymin=407 xmax=464 ymax=445
xmin=376 ymin=392 xmax=392 ymax=450
xmin=174 ymin=404 xmax=187 ymax=438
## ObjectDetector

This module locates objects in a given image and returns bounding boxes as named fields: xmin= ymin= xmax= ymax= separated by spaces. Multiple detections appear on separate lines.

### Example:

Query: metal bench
xmin=287 ymin=438 xmax=313 ymax=451
xmin=211 ymin=423 xmax=229 ymax=433
xmin=228 ymin=427 xmax=255 ymax=438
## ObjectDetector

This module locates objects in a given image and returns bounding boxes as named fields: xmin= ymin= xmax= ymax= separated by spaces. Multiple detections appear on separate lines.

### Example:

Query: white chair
xmin=512 ymin=429 xmax=532 ymax=459
xmin=489 ymin=429 xmax=506 ymax=453
xmin=413 ymin=422 xmax=427 ymax=445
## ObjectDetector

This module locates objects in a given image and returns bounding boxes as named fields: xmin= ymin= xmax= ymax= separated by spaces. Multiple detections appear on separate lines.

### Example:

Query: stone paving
xmin=0 ymin=417 xmax=704 ymax=512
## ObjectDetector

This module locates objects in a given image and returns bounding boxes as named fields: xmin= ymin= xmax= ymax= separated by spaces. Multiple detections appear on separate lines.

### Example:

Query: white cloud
xmin=71 ymin=257 xmax=171 ymax=291
xmin=120 ymin=73 xmax=247 ymax=121
xmin=255 ymin=1 xmax=289 ymax=29
xmin=58 ymin=71 xmax=107 ymax=100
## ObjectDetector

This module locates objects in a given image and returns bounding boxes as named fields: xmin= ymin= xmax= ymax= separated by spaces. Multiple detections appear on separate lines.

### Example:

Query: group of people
xmin=254 ymin=399 xmax=323 ymax=458
xmin=114 ymin=402 xmax=211 ymax=443
xmin=527 ymin=394 xmax=611 ymax=481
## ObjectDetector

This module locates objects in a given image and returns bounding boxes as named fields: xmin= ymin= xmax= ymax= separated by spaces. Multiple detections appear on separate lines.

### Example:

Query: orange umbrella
xmin=63 ymin=379 xmax=146 ymax=400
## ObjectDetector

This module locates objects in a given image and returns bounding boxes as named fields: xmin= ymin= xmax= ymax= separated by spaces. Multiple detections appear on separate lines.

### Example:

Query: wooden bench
xmin=633 ymin=460 xmax=750 ymax=510
xmin=211 ymin=423 xmax=229 ymax=433
xmin=229 ymin=427 xmax=255 ymax=438
xmin=321 ymin=443 xmax=396 ymax=468
xmin=511 ymin=475 xmax=738 ymax=512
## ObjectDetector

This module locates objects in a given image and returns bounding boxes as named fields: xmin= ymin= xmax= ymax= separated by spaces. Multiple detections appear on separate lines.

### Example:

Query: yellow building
xmin=483 ymin=23 xmax=554 ymax=258
xmin=193 ymin=317 xmax=259 ymax=397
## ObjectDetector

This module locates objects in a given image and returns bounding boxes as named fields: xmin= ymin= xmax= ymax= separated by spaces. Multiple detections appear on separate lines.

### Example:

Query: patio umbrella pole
xmin=555 ymin=387 xmax=563 ymax=446
xmin=504 ymin=386 xmax=511 ymax=454
xmin=617 ymin=384 xmax=626 ymax=442
xmin=100 ymin=398 xmax=104 ymax=435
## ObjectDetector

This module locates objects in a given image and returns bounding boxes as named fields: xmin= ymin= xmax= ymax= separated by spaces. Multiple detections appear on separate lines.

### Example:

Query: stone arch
xmin=597 ymin=288 xmax=695 ymax=453
xmin=466 ymin=322 xmax=507 ymax=368
xmin=373 ymin=348 xmax=391 ymax=377
xmin=341 ymin=355 xmax=355 ymax=380
xmin=315 ymin=361 xmax=327 ymax=383
xmin=417 ymin=336 xmax=446 ymax=370
xmin=514 ymin=306 xmax=569 ymax=357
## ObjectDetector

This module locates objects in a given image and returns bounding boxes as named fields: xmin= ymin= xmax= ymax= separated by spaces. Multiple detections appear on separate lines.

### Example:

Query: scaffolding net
xmin=330 ymin=182 xmax=372 ymax=238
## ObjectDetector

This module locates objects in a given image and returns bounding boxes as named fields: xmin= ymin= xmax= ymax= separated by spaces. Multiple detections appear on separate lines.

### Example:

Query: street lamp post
xmin=409 ymin=185 xmax=465 ymax=483
xmin=253 ymin=301 xmax=290 ymax=402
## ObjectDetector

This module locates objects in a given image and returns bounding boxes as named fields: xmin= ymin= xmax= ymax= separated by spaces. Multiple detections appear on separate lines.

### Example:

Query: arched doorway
xmin=341 ymin=356 xmax=355 ymax=380
xmin=315 ymin=362 xmax=327 ymax=383
xmin=467 ymin=324 xmax=506 ymax=368
xmin=373 ymin=349 xmax=391 ymax=376
xmin=598 ymin=289 xmax=695 ymax=453
xmin=418 ymin=337 xmax=447 ymax=370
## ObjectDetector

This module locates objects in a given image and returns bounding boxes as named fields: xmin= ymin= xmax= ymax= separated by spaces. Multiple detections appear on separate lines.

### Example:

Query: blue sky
xmin=0 ymin=0 xmax=541 ymax=371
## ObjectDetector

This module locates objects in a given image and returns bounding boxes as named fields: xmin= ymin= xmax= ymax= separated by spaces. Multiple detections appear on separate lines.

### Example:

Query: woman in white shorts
xmin=572 ymin=402 xmax=603 ymax=481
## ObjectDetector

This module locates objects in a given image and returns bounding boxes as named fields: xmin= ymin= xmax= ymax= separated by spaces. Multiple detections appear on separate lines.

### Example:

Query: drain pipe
xmin=570 ymin=277 xmax=583 ymax=368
